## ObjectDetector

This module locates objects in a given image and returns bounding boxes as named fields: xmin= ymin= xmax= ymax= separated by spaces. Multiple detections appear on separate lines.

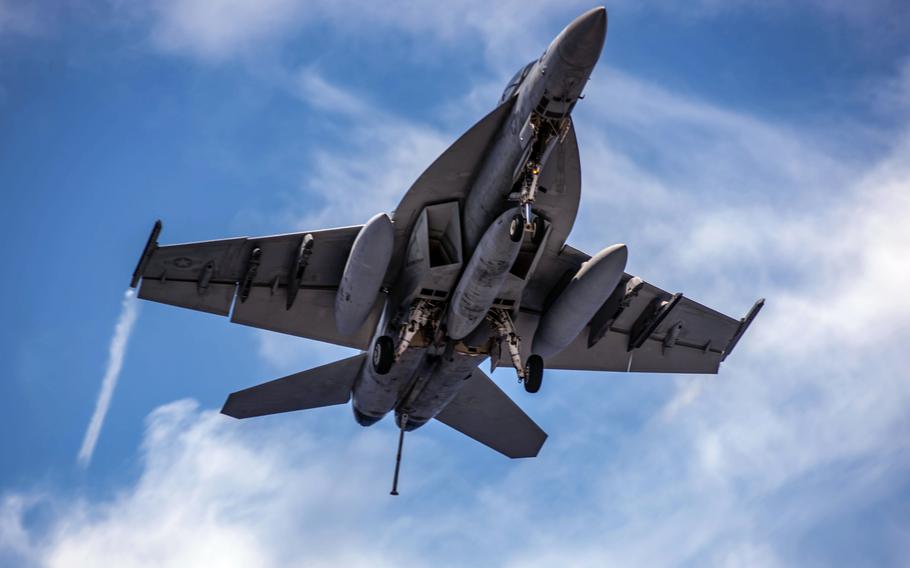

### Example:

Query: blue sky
xmin=2 ymin=1 xmax=910 ymax=565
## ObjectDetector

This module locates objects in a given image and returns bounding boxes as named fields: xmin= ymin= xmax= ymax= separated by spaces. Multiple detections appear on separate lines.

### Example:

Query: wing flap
xmin=435 ymin=369 xmax=547 ymax=458
xmin=231 ymin=286 xmax=381 ymax=350
xmin=221 ymin=354 xmax=366 ymax=419
xmin=138 ymin=279 xmax=236 ymax=316
xmin=545 ymin=327 xmax=723 ymax=374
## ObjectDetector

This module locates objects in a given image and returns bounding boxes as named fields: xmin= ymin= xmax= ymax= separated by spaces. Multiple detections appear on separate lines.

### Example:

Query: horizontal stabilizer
xmin=221 ymin=354 xmax=365 ymax=419
xmin=435 ymin=369 xmax=547 ymax=458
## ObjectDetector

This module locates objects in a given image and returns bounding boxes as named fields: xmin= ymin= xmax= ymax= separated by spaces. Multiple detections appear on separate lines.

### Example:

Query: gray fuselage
xmin=351 ymin=7 xmax=607 ymax=430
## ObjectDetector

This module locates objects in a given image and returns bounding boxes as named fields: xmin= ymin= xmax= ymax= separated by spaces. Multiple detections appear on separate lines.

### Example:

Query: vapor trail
xmin=77 ymin=289 xmax=140 ymax=468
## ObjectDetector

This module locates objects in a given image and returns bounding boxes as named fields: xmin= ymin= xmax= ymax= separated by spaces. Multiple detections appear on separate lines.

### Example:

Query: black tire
xmin=509 ymin=214 xmax=524 ymax=243
xmin=531 ymin=217 xmax=545 ymax=246
xmin=372 ymin=335 xmax=395 ymax=375
xmin=524 ymin=354 xmax=544 ymax=393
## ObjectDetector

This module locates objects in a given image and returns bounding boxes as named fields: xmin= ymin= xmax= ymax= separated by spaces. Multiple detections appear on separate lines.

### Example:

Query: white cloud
xmin=0 ymin=0 xmax=46 ymax=36
xmin=3 ymin=400 xmax=445 ymax=567
xmin=255 ymin=55 xmax=910 ymax=565
xmin=139 ymin=0 xmax=592 ymax=67
xmin=147 ymin=0 xmax=306 ymax=63
xmin=4 ymin=64 xmax=909 ymax=565
xmin=5 ymin=3 xmax=909 ymax=565
xmin=556 ymin=71 xmax=910 ymax=560
xmin=77 ymin=289 xmax=141 ymax=468
xmin=136 ymin=0 xmax=910 ymax=73
xmin=255 ymin=68 xmax=452 ymax=368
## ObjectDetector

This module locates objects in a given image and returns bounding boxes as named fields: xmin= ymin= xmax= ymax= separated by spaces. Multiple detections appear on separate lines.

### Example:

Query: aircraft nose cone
xmin=556 ymin=6 xmax=607 ymax=68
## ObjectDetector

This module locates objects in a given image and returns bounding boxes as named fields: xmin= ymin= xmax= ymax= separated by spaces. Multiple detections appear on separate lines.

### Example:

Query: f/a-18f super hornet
xmin=130 ymin=7 xmax=762 ymax=493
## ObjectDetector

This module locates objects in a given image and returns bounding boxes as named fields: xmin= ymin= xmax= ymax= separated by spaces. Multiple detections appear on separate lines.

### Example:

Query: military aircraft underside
xmin=130 ymin=7 xmax=762 ymax=494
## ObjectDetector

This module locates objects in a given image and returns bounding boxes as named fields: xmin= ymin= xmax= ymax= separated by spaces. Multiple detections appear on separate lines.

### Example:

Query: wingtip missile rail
xmin=721 ymin=298 xmax=765 ymax=362
xmin=130 ymin=219 xmax=162 ymax=289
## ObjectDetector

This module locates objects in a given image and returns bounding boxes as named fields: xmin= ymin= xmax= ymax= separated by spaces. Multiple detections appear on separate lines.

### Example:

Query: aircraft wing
xmin=130 ymin=221 xmax=381 ymax=350
xmin=514 ymin=245 xmax=763 ymax=374
xmin=435 ymin=369 xmax=547 ymax=458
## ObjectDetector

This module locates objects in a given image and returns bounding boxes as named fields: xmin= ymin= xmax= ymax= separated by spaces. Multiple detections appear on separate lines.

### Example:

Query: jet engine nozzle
xmin=533 ymin=243 xmax=627 ymax=359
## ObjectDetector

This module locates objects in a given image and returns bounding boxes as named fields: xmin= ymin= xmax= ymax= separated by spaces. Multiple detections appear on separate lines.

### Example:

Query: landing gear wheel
xmin=372 ymin=336 xmax=395 ymax=375
xmin=524 ymin=354 xmax=544 ymax=393
xmin=509 ymin=214 xmax=524 ymax=243
xmin=530 ymin=217 xmax=545 ymax=246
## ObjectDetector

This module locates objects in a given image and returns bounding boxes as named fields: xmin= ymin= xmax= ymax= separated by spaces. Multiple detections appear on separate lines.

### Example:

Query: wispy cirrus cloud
xmin=0 ymin=0 xmax=47 ymax=37
xmin=146 ymin=0 xmax=307 ymax=63
xmin=140 ymin=0 xmax=585 ymax=66
xmin=135 ymin=0 xmax=910 ymax=72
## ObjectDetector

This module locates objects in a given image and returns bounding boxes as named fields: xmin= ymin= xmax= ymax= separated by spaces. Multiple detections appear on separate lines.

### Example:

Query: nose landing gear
xmin=510 ymin=158 xmax=548 ymax=246
xmin=509 ymin=214 xmax=524 ymax=243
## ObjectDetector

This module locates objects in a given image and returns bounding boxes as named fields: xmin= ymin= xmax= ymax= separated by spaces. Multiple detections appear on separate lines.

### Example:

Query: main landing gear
xmin=373 ymin=299 xmax=442 ymax=376
xmin=487 ymin=308 xmax=545 ymax=394
xmin=372 ymin=335 xmax=395 ymax=375
xmin=524 ymin=354 xmax=543 ymax=393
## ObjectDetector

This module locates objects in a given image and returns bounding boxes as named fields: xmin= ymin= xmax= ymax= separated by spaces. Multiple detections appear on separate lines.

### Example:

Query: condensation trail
xmin=77 ymin=289 xmax=140 ymax=468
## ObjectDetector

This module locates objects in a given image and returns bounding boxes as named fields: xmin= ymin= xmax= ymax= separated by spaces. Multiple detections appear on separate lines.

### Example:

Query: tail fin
xmin=221 ymin=354 xmax=366 ymax=419
xmin=435 ymin=369 xmax=547 ymax=458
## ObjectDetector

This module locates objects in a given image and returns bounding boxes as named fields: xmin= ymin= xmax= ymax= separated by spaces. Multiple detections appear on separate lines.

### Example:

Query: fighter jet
xmin=130 ymin=7 xmax=762 ymax=494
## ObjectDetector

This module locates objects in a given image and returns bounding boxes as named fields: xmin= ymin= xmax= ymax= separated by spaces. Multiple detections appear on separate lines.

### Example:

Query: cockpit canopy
xmin=500 ymin=61 xmax=535 ymax=102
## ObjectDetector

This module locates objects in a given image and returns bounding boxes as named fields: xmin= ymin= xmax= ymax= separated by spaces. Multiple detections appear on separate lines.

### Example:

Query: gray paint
xmin=353 ymin=340 xmax=426 ymax=422
xmin=335 ymin=213 xmax=394 ymax=335
xmin=131 ymin=7 xmax=762 ymax=465
xmin=533 ymin=243 xmax=627 ymax=359
xmin=395 ymin=202 xmax=463 ymax=308
xmin=435 ymin=368 xmax=547 ymax=458
xmin=446 ymin=209 xmax=522 ymax=339
xmin=396 ymin=351 xmax=479 ymax=430
xmin=222 ymin=355 xmax=365 ymax=419
xmin=388 ymin=98 xmax=515 ymax=287
xmin=462 ymin=7 xmax=605 ymax=253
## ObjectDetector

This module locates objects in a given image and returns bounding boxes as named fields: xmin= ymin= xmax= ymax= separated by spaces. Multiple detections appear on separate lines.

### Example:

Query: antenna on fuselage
xmin=390 ymin=413 xmax=408 ymax=496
